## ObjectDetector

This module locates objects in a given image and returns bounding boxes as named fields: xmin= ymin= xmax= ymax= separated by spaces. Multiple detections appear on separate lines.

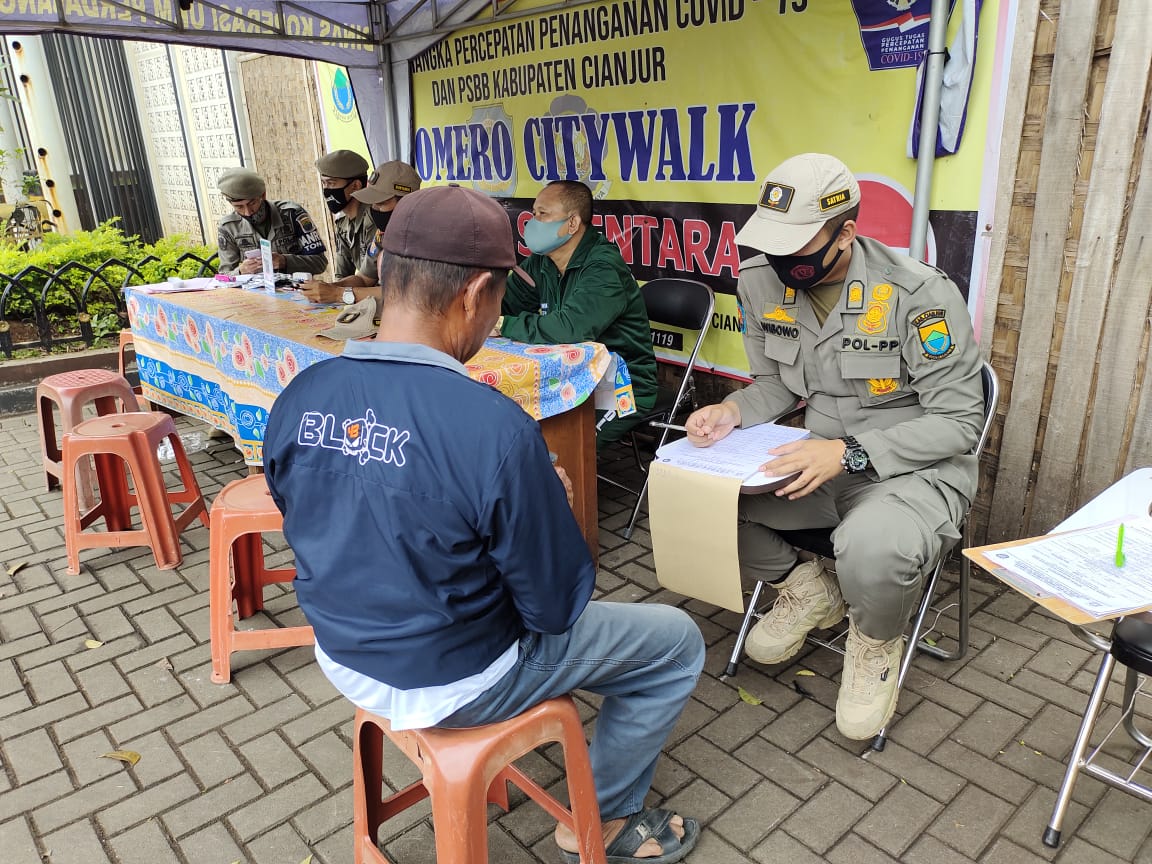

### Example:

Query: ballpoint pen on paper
xmin=1115 ymin=522 xmax=1126 ymax=568
xmin=649 ymin=421 xmax=687 ymax=432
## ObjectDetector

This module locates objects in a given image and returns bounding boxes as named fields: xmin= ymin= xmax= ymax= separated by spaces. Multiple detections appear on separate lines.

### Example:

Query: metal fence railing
xmin=0 ymin=252 xmax=219 ymax=359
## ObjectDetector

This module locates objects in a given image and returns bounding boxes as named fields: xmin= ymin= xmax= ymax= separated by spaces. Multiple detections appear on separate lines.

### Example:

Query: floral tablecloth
xmin=125 ymin=284 xmax=631 ymax=465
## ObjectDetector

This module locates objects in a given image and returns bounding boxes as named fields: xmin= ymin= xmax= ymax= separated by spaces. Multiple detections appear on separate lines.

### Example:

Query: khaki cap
xmin=315 ymin=149 xmax=370 ymax=179
xmin=735 ymin=153 xmax=860 ymax=255
xmin=351 ymin=161 xmax=422 ymax=205
xmin=217 ymin=167 xmax=266 ymax=200
xmin=318 ymin=296 xmax=379 ymax=340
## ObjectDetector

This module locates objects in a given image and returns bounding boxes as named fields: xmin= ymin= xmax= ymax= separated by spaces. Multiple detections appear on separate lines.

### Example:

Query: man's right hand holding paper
xmin=686 ymin=401 xmax=741 ymax=446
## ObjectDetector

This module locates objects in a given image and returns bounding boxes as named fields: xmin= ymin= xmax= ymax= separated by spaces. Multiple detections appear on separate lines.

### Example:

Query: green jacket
xmin=501 ymin=228 xmax=658 ymax=407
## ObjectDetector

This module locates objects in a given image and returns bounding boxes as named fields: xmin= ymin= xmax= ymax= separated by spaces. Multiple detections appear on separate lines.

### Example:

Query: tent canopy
xmin=0 ymin=0 xmax=606 ymax=162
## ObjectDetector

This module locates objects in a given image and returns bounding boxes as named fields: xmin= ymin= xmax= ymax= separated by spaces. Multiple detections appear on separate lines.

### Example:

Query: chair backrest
xmin=640 ymin=277 xmax=715 ymax=334
xmin=975 ymin=361 xmax=1000 ymax=459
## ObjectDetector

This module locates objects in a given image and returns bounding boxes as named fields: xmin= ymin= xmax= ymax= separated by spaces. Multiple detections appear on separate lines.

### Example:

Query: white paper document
xmin=654 ymin=422 xmax=810 ymax=487
xmin=986 ymin=517 xmax=1152 ymax=617
xmin=136 ymin=277 xmax=220 ymax=295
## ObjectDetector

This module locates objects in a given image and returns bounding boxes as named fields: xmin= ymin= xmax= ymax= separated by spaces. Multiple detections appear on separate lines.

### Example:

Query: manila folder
xmin=648 ymin=461 xmax=746 ymax=613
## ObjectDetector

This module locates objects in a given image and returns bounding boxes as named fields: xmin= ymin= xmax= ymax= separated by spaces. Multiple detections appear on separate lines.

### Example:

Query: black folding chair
xmin=725 ymin=361 xmax=1000 ymax=752
xmin=600 ymin=277 xmax=715 ymax=539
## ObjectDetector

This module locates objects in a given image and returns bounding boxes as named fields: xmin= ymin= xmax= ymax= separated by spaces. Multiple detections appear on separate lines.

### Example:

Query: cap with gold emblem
xmin=351 ymin=161 xmax=422 ymax=205
xmin=736 ymin=153 xmax=861 ymax=256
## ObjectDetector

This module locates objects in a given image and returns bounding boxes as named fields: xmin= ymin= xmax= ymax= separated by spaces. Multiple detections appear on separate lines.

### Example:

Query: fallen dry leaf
xmin=300 ymin=856 xmax=314 ymax=864
xmin=100 ymin=750 xmax=141 ymax=766
xmin=737 ymin=686 xmax=763 ymax=706
xmin=795 ymin=669 xmax=815 ymax=677
xmin=83 ymin=639 xmax=104 ymax=650
xmin=6 ymin=561 xmax=27 ymax=577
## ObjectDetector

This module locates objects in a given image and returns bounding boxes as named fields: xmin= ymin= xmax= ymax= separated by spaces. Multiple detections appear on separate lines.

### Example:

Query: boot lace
xmin=765 ymin=584 xmax=805 ymax=633
xmin=845 ymin=637 xmax=890 ymax=697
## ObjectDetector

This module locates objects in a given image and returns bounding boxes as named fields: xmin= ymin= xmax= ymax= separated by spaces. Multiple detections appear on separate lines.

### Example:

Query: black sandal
xmin=559 ymin=808 xmax=700 ymax=864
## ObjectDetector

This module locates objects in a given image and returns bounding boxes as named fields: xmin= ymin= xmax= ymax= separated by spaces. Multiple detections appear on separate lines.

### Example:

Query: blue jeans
xmin=436 ymin=601 xmax=705 ymax=821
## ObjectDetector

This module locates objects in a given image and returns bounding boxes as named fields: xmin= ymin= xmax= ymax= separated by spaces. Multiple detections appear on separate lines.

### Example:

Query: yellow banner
xmin=411 ymin=0 xmax=1008 ymax=377
xmin=315 ymin=62 xmax=372 ymax=163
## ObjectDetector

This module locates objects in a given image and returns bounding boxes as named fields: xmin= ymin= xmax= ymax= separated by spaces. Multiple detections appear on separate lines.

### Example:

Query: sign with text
xmin=411 ymin=0 xmax=1011 ymax=377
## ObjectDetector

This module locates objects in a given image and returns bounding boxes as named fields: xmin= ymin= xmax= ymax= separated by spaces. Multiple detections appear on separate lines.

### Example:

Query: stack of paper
xmin=654 ymin=423 xmax=810 ymax=488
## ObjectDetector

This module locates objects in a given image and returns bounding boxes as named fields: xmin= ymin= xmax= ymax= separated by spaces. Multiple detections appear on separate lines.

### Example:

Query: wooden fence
xmin=976 ymin=0 xmax=1151 ymax=542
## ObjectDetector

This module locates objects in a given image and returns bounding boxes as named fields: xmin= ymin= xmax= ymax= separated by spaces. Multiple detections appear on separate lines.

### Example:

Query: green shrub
xmin=0 ymin=220 xmax=215 ymax=323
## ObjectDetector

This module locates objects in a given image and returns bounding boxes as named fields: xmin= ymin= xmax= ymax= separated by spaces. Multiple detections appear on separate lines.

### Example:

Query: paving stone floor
xmin=1 ymin=410 xmax=1150 ymax=863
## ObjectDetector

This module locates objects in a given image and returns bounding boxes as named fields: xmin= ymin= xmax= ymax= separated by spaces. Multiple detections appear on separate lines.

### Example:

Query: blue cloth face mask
xmin=523 ymin=217 xmax=571 ymax=255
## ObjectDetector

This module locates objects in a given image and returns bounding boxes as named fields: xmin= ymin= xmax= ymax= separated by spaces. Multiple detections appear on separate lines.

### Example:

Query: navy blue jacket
xmin=264 ymin=341 xmax=596 ymax=690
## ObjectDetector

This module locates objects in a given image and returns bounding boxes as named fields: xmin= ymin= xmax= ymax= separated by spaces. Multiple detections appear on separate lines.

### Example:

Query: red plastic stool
xmin=61 ymin=411 xmax=209 ymax=576
xmin=353 ymin=696 xmax=606 ymax=864
xmin=37 ymin=368 xmax=140 ymax=493
xmin=209 ymin=474 xmax=314 ymax=684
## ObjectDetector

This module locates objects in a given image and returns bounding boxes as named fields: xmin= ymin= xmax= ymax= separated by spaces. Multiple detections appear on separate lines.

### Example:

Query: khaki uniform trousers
xmin=737 ymin=472 xmax=968 ymax=641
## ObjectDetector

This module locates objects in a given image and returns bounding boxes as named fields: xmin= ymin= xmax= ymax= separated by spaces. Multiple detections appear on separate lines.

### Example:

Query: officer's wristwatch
xmin=840 ymin=435 xmax=870 ymax=474
xmin=341 ymin=287 xmax=357 ymax=305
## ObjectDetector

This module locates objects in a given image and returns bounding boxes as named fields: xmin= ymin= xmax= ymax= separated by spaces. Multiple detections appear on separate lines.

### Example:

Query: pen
xmin=1115 ymin=522 xmax=1126 ymax=568
xmin=649 ymin=421 xmax=687 ymax=432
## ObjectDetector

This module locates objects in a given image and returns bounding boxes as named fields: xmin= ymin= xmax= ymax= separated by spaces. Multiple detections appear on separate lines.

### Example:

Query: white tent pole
xmin=909 ymin=0 xmax=950 ymax=262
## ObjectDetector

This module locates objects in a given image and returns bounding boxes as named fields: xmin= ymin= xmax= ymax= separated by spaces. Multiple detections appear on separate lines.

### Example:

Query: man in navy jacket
xmin=264 ymin=185 xmax=703 ymax=864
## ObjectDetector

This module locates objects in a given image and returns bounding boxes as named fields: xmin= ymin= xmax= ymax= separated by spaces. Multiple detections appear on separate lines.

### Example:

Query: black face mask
xmin=370 ymin=208 xmax=393 ymax=233
xmin=241 ymin=202 xmax=267 ymax=226
xmin=323 ymin=184 xmax=350 ymax=214
xmin=766 ymin=229 xmax=845 ymax=291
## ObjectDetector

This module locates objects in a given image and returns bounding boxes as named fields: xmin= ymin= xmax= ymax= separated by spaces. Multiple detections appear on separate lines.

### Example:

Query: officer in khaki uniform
xmin=300 ymin=161 xmax=421 ymax=305
xmin=315 ymin=149 xmax=374 ymax=279
xmin=686 ymin=153 xmax=983 ymax=740
xmin=216 ymin=168 xmax=327 ymax=276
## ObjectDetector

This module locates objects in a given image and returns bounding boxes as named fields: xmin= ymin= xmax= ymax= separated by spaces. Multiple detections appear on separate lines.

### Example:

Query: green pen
xmin=1115 ymin=523 xmax=1126 ymax=568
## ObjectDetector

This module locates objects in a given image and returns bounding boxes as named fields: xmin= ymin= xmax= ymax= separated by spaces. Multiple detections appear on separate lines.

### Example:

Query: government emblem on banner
xmin=913 ymin=309 xmax=954 ymax=358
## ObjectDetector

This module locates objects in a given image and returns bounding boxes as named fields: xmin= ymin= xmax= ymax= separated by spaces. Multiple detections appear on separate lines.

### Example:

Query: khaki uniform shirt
xmin=217 ymin=200 xmax=328 ymax=276
xmin=355 ymin=230 xmax=385 ymax=283
xmin=332 ymin=205 xmax=376 ymax=279
xmin=726 ymin=236 xmax=984 ymax=503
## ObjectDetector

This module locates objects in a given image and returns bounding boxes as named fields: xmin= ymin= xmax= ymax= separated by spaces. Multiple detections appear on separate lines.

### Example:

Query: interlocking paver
xmin=105 ymin=818 xmax=181 ymax=864
xmin=852 ymin=779 xmax=941 ymax=857
xmin=40 ymin=818 xmax=114 ymax=864
xmin=2 ymin=728 xmax=63 ymax=784
xmin=780 ymin=780 xmax=871 ymax=855
xmin=0 ymin=815 xmax=45 ymax=864
xmin=927 ymin=783 xmax=1015 ymax=858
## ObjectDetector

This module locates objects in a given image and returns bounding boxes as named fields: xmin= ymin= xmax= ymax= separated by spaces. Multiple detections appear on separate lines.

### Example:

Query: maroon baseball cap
xmin=380 ymin=185 xmax=533 ymax=286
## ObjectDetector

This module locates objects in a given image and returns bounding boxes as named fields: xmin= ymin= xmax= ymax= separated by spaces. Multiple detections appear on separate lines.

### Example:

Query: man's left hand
xmin=760 ymin=438 xmax=846 ymax=500
xmin=554 ymin=465 xmax=574 ymax=509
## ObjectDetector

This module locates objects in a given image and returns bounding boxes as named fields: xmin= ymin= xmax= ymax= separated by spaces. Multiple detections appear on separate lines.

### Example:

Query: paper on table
xmin=648 ymin=462 xmax=746 ymax=613
xmin=654 ymin=422 xmax=811 ymax=487
xmin=136 ymin=277 xmax=220 ymax=294
xmin=978 ymin=517 xmax=1152 ymax=618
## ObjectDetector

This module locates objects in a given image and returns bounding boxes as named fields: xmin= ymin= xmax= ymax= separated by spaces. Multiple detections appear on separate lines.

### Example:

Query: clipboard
xmin=963 ymin=520 xmax=1152 ymax=624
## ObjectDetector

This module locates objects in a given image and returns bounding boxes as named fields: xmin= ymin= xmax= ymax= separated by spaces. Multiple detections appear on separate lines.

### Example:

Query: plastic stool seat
xmin=37 ymin=368 xmax=140 ymax=494
xmin=62 ymin=411 xmax=208 ymax=575
xmin=209 ymin=474 xmax=314 ymax=684
xmin=353 ymin=696 xmax=606 ymax=864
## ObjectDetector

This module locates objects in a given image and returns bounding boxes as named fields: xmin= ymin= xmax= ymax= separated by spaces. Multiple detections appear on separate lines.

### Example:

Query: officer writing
xmin=686 ymin=153 xmax=983 ymax=741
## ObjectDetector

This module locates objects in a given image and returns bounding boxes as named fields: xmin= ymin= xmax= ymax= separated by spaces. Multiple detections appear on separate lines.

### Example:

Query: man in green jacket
xmin=497 ymin=180 xmax=658 ymax=446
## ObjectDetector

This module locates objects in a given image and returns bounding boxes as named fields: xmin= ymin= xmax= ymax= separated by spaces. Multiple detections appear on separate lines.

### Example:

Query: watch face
xmin=342 ymin=289 xmax=356 ymax=304
xmin=845 ymin=448 xmax=869 ymax=472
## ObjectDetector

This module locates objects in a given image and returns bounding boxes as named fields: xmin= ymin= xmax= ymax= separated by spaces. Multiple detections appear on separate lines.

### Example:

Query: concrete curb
xmin=0 ymin=348 xmax=132 ymax=416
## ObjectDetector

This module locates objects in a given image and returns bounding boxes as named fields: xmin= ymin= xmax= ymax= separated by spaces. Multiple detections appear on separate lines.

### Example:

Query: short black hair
xmin=545 ymin=180 xmax=593 ymax=225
